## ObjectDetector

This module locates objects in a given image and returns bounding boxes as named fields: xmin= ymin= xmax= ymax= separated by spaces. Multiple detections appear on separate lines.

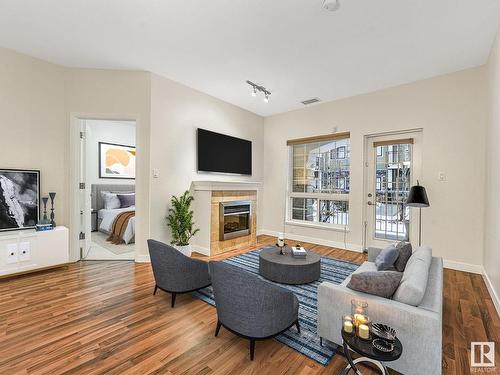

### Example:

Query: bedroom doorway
xmin=78 ymin=119 xmax=137 ymax=261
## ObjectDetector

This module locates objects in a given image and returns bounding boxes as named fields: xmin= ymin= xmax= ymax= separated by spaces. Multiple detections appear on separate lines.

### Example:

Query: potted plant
xmin=167 ymin=191 xmax=199 ymax=257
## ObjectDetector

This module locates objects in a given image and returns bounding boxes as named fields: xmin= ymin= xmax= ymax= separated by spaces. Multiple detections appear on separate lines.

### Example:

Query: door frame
xmin=362 ymin=129 xmax=423 ymax=250
xmin=68 ymin=112 xmax=141 ymax=262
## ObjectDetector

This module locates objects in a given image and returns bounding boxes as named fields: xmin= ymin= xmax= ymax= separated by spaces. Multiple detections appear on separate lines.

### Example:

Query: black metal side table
xmin=341 ymin=329 xmax=403 ymax=375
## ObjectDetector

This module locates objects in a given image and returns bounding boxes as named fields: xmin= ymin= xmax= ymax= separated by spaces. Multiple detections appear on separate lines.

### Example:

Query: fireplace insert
xmin=219 ymin=200 xmax=251 ymax=241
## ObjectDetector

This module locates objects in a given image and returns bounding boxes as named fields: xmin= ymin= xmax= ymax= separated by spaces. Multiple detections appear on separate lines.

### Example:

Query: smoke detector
xmin=323 ymin=0 xmax=341 ymax=11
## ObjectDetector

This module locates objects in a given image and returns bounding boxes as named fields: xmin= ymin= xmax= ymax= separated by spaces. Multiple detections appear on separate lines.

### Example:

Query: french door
xmin=364 ymin=131 xmax=422 ymax=249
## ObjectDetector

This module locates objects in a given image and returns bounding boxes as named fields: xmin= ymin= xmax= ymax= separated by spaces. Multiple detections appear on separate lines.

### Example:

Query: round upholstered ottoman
xmin=259 ymin=247 xmax=321 ymax=285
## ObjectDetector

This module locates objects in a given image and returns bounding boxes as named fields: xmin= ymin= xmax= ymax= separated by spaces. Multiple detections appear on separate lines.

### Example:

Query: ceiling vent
xmin=301 ymin=98 xmax=321 ymax=106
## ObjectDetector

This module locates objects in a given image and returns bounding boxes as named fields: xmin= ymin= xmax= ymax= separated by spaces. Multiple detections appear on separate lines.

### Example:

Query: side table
xmin=341 ymin=329 xmax=402 ymax=375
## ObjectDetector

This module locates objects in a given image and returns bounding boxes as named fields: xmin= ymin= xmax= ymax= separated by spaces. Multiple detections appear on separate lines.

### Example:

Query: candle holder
xmin=351 ymin=299 xmax=371 ymax=340
xmin=49 ymin=192 xmax=56 ymax=228
xmin=276 ymin=233 xmax=286 ymax=255
xmin=342 ymin=315 xmax=354 ymax=335
xmin=351 ymin=300 xmax=368 ymax=321
xmin=39 ymin=197 xmax=50 ymax=225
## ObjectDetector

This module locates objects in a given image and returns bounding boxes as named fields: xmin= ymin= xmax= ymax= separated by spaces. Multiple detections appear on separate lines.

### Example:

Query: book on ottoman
xmin=292 ymin=245 xmax=307 ymax=258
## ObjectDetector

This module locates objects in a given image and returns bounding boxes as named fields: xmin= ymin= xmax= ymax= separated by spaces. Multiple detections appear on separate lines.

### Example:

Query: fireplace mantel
xmin=191 ymin=181 xmax=262 ymax=192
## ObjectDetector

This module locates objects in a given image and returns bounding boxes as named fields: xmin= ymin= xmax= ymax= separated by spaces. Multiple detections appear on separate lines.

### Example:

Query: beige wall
xmin=485 ymin=27 xmax=500 ymax=312
xmin=0 ymin=48 xmax=67 ymax=224
xmin=63 ymin=68 xmax=151 ymax=261
xmin=149 ymin=74 xmax=264 ymax=246
xmin=0 ymin=48 xmax=265 ymax=261
xmin=263 ymin=67 xmax=487 ymax=270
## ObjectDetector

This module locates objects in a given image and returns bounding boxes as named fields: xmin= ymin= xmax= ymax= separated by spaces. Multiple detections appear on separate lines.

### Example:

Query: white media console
xmin=0 ymin=226 xmax=69 ymax=277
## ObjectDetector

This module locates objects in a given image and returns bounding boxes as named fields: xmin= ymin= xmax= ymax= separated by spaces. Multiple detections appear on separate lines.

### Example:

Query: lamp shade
xmin=406 ymin=181 xmax=430 ymax=207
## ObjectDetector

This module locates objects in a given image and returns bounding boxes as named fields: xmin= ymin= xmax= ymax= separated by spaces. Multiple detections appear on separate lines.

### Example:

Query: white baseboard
xmin=192 ymin=245 xmax=210 ymax=256
xmin=135 ymin=254 xmax=150 ymax=263
xmin=443 ymin=260 xmax=483 ymax=274
xmin=257 ymin=229 xmax=363 ymax=253
xmin=482 ymin=269 xmax=500 ymax=318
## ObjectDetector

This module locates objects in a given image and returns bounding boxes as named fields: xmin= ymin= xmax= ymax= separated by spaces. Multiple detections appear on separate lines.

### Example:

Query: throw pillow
xmin=118 ymin=193 xmax=135 ymax=208
xmin=101 ymin=192 xmax=120 ymax=209
xmin=347 ymin=271 xmax=403 ymax=298
xmin=375 ymin=245 xmax=400 ymax=271
xmin=394 ymin=242 xmax=412 ymax=272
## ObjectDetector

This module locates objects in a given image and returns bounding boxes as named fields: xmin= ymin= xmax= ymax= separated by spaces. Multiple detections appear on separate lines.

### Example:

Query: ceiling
xmin=0 ymin=0 xmax=499 ymax=116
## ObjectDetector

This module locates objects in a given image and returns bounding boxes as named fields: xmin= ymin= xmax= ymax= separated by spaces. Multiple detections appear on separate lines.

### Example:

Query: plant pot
xmin=174 ymin=244 xmax=192 ymax=257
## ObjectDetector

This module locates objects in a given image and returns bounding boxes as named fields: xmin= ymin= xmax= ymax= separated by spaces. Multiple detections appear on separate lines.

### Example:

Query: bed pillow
xmin=347 ymin=271 xmax=403 ymax=298
xmin=375 ymin=244 xmax=400 ymax=271
xmin=118 ymin=193 xmax=135 ymax=208
xmin=101 ymin=192 xmax=121 ymax=210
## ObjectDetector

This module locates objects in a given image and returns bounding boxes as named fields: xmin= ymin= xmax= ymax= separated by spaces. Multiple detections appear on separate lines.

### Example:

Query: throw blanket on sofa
xmin=107 ymin=211 xmax=135 ymax=244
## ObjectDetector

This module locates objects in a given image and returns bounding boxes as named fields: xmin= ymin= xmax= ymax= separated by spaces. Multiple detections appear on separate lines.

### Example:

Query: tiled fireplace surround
xmin=191 ymin=181 xmax=260 ymax=256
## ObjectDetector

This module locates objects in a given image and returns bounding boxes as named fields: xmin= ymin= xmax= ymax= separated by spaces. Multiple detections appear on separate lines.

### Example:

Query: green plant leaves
xmin=166 ymin=190 xmax=199 ymax=246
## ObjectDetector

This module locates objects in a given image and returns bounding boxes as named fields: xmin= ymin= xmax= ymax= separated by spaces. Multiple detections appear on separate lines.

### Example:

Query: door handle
xmin=367 ymin=201 xmax=373 ymax=206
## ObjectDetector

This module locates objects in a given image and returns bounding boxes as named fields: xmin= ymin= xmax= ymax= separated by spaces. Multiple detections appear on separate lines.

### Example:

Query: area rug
xmin=90 ymin=232 xmax=135 ymax=255
xmin=192 ymin=246 xmax=359 ymax=366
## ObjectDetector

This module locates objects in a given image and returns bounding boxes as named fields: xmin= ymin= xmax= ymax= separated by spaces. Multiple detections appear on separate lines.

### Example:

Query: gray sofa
xmin=148 ymin=239 xmax=211 ymax=308
xmin=318 ymin=245 xmax=443 ymax=375
xmin=209 ymin=261 xmax=300 ymax=360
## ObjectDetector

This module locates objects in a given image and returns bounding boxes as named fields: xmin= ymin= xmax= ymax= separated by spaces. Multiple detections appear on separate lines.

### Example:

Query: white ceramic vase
xmin=174 ymin=244 xmax=192 ymax=257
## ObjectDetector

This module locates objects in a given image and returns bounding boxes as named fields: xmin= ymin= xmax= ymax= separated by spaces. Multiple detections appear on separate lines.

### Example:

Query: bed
xmin=91 ymin=184 xmax=136 ymax=244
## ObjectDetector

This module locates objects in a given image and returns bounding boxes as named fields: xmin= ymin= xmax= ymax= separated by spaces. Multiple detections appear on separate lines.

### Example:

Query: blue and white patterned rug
xmin=192 ymin=246 xmax=359 ymax=366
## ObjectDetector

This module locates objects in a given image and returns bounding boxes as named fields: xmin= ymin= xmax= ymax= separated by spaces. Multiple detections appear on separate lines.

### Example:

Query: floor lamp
xmin=406 ymin=180 xmax=430 ymax=246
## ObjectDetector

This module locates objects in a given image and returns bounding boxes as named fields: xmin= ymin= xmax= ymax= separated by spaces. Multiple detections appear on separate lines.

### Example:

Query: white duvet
xmin=98 ymin=206 xmax=135 ymax=244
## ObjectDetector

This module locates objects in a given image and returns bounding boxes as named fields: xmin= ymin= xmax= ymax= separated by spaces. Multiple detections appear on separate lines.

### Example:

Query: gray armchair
xmin=209 ymin=261 xmax=300 ymax=360
xmin=148 ymin=239 xmax=211 ymax=308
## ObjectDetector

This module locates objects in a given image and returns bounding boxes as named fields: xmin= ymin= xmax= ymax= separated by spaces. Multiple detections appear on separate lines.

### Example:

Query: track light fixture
xmin=247 ymin=80 xmax=271 ymax=103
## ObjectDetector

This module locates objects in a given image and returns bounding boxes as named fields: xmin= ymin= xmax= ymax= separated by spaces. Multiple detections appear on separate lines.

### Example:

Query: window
xmin=289 ymin=134 xmax=350 ymax=227
xmin=337 ymin=146 xmax=346 ymax=159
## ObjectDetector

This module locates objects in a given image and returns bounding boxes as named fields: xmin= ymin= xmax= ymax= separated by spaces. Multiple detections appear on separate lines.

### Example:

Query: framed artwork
xmin=0 ymin=169 xmax=40 ymax=232
xmin=99 ymin=142 xmax=136 ymax=179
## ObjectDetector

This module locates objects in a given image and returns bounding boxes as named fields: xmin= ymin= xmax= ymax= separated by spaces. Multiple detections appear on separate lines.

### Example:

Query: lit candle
xmin=358 ymin=324 xmax=370 ymax=339
xmin=343 ymin=320 xmax=353 ymax=333
xmin=353 ymin=314 xmax=367 ymax=325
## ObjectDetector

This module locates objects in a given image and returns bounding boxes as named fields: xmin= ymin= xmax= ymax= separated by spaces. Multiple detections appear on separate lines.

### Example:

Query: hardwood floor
xmin=0 ymin=235 xmax=498 ymax=375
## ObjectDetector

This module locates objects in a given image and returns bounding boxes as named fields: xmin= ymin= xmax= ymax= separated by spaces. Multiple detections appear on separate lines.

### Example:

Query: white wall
xmin=263 ymin=67 xmax=487 ymax=271
xmin=484 ymin=27 xmax=500 ymax=313
xmin=0 ymin=48 xmax=67 ymax=225
xmin=149 ymin=74 xmax=264 ymax=246
xmin=85 ymin=119 xmax=136 ymax=187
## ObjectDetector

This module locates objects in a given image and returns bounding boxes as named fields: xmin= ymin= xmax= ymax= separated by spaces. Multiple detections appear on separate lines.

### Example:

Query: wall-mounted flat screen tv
xmin=197 ymin=129 xmax=252 ymax=175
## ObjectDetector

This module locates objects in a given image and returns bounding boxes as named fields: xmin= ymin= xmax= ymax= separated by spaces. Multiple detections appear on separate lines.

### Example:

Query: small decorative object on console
xmin=49 ymin=192 xmax=56 ymax=228
xmin=36 ymin=223 xmax=53 ymax=231
xmin=291 ymin=244 xmax=307 ymax=258
xmin=40 ymin=197 xmax=50 ymax=225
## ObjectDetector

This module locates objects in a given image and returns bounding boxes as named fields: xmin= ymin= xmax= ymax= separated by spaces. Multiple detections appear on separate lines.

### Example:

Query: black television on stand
xmin=197 ymin=129 xmax=252 ymax=175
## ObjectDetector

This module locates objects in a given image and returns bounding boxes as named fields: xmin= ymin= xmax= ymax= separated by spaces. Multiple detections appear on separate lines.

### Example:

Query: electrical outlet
xmin=152 ymin=168 xmax=160 ymax=178
xmin=438 ymin=172 xmax=447 ymax=181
